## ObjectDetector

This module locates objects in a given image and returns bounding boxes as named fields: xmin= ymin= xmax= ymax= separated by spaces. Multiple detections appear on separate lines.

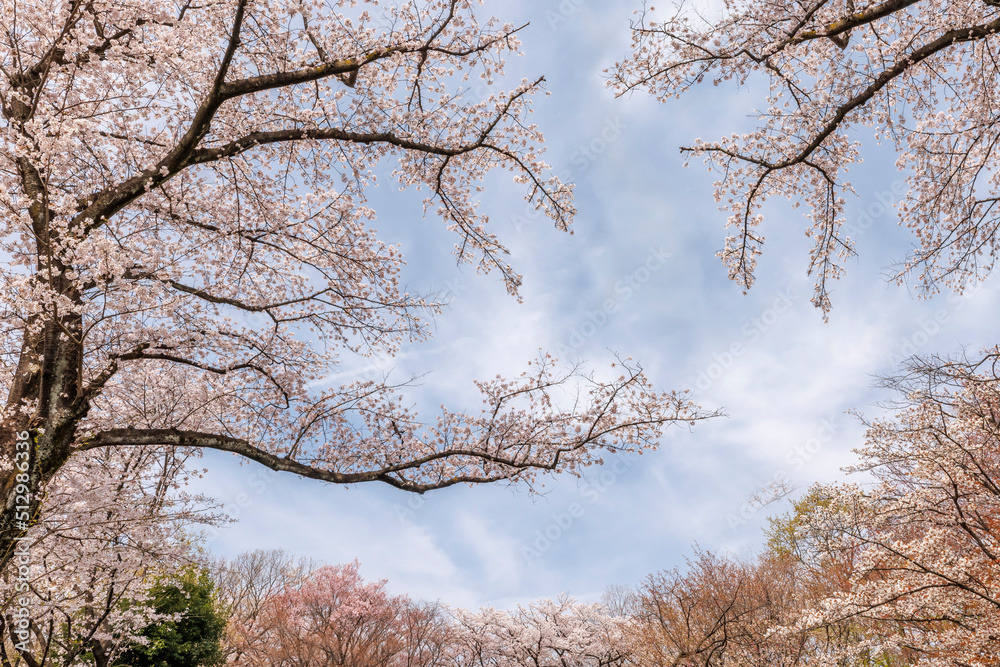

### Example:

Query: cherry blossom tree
xmin=0 ymin=0 xmax=710 ymax=574
xmin=786 ymin=351 xmax=1000 ymax=667
xmin=0 ymin=445 xmax=221 ymax=667
xmin=218 ymin=552 xmax=631 ymax=667
xmin=229 ymin=560 xmax=450 ymax=667
xmin=623 ymin=349 xmax=1000 ymax=667
xmin=628 ymin=543 xmax=917 ymax=667
xmin=611 ymin=0 xmax=1000 ymax=314
xmin=219 ymin=556 xmax=631 ymax=667
xmin=449 ymin=596 xmax=630 ymax=667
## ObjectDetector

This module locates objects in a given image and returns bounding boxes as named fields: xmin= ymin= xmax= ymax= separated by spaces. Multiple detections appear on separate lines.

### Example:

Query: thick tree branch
xmin=791 ymin=0 xmax=923 ymax=43
xmin=79 ymin=429 xmax=518 ymax=492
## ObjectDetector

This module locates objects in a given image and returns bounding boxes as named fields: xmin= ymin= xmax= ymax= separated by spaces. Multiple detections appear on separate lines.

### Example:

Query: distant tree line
xmin=5 ymin=351 xmax=1000 ymax=667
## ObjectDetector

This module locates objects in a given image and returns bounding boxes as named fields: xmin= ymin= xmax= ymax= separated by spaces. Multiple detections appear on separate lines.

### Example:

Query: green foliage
xmin=764 ymin=484 xmax=833 ymax=561
xmin=114 ymin=566 xmax=226 ymax=667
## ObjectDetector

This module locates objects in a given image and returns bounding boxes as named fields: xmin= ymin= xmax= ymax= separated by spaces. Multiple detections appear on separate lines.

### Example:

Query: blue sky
xmin=190 ymin=0 xmax=1000 ymax=609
